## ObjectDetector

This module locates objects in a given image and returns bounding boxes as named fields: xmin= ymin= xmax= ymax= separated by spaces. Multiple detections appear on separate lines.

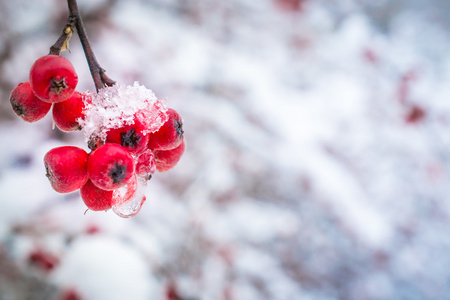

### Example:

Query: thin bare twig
xmin=49 ymin=0 xmax=116 ymax=92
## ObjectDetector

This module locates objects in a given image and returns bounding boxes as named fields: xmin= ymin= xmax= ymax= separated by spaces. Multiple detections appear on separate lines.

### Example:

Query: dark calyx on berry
xmin=175 ymin=119 xmax=184 ymax=137
xmin=45 ymin=165 xmax=52 ymax=179
xmin=10 ymin=99 xmax=24 ymax=116
xmin=50 ymin=77 xmax=67 ymax=94
xmin=88 ymin=136 xmax=104 ymax=151
xmin=109 ymin=162 xmax=127 ymax=183
xmin=120 ymin=128 xmax=141 ymax=149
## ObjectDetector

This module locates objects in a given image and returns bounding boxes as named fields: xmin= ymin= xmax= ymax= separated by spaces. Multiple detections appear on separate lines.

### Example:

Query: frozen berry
xmin=135 ymin=149 xmax=156 ymax=180
xmin=9 ymin=81 xmax=52 ymax=122
xmin=80 ymin=179 xmax=113 ymax=211
xmin=106 ymin=119 xmax=149 ymax=155
xmin=147 ymin=108 xmax=184 ymax=150
xmin=30 ymin=55 xmax=78 ymax=103
xmin=44 ymin=146 xmax=89 ymax=193
xmin=112 ymin=174 xmax=147 ymax=218
xmin=53 ymin=91 xmax=90 ymax=132
xmin=154 ymin=138 xmax=185 ymax=172
xmin=87 ymin=143 xmax=135 ymax=190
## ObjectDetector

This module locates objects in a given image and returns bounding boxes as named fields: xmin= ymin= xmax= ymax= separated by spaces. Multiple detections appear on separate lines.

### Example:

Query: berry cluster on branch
xmin=9 ymin=0 xmax=185 ymax=218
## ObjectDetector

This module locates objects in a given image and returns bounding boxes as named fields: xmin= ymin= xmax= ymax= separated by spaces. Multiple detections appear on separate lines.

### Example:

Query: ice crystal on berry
xmin=79 ymin=82 xmax=169 ymax=145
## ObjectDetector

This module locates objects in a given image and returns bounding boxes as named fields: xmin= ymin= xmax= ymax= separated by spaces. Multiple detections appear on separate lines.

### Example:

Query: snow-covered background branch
xmin=1 ymin=0 xmax=450 ymax=299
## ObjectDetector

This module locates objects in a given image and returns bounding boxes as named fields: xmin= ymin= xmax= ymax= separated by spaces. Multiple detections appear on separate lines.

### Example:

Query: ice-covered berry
xmin=154 ymin=138 xmax=185 ymax=172
xmin=105 ymin=119 xmax=149 ymax=155
xmin=80 ymin=179 xmax=113 ymax=211
xmin=112 ymin=174 xmax=147 ymax=218
xmin=147 ymin=108 xmax=184 ymax=150
xmin=30 ymin=55 xmax=78 ymax=103
xmin=87 ymin=143 xmax=135 ymax=190
xmin=44 ymin=146 xmax=89 ymax=193
xmin=135 ymin=149 xmax=156 ymax=180
xmin=53 ymin=91 xmax=90 ymax=132
xmin=9 ymin=81 xmax=52 ymax=122
xmin=112 ymin=173 xmax=138 ymax=206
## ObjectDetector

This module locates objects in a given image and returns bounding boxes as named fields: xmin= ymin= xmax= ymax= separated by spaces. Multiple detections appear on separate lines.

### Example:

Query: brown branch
xmin=51 ymin=0 xmax=116 ymax=92
xmin=49 ymin=16 xmax=76 ymax=55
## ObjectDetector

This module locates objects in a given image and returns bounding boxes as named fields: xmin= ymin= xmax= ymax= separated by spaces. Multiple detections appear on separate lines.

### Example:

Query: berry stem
xmin=49 ymin=17 xmax=75 ymax=55
xmin=50 ymin=0 xmax=116 ymax=92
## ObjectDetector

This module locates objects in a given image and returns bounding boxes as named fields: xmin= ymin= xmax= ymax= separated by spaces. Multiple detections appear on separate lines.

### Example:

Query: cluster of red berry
xmin=10 ymin=54 xmax=185 ymax=217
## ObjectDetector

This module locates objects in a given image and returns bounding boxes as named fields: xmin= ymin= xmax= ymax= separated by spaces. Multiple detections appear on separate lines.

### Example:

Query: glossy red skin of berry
xmin=30 ymin=55 xmax=78 ymax=103
xmin=106 ymin=119 xmax=149 ymax=155
xmin=80 ymin=179 xmax=113 ymax=211
xmin=10 ymin=81 xmax=52 ymax=122
xmin=53 ymin=92 xmax=90 ymax=132
xmin=135 ymin=149 xmax=156 ymax=180
xmin=44 ymin=146 xmax=89 ymax=193
xmin=154 ymin=138 xmax=185 ymax=172
xmin=87 ymin=143 xmax=135 ymax=190
xmin=147 ymin=108 xmax=184 ymax=150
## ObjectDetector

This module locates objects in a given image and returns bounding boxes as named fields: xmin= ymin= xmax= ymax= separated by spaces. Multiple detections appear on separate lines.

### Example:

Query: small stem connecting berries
xmin=49 ymin=23 xmax=74 ymax=55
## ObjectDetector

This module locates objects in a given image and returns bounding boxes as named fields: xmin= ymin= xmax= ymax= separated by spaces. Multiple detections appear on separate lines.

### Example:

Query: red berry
xmin=53 ymin=92 xmax=90 ymax=132
xmin=147 ymin=108 xmax=184 ymax=150
xmin=135 ymin=149 xmax=156 ymax=180
xmin=106 ymin=119 xmax=149 ymax=155
xmin=44 ymin=146 xmax=89 ymax=193
xmin=405 ymin=105 xmax=425 ymax=124
xmin=274 ymin=0 xmax=306 ymax=12
xmin=80 ymin=179 xmax=113 ymax=211
xmin=87 ymin=143 xmax=135 ymax=190
xmin=57 ymin=288 xmax=84 ymax=300
xmin=30 ymin=55 xmax=78 ymax=103
xmin=154 ymin=138 xmax=185 ymax=172
xmin=9 ymin=81 xmax=52 ymax=122
xmin=28 ymin=248 xmax=59 ymax=272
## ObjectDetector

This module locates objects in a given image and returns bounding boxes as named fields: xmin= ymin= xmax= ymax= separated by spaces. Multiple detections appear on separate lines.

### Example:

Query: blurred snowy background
xmin=1 ymin=0 xmax=450 ymax=299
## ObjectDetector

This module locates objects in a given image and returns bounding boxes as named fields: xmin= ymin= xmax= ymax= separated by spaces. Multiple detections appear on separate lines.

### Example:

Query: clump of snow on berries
xmin=79 ymin=82 xmax=169 ymax=144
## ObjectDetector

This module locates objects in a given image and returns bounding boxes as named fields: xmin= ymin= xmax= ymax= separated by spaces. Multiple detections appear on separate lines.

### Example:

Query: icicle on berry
xmin=9 ymin=81 xmax=52 ymax=122
xmin=30 ymin=55 xmax=78 ymax=103
xmin=44 ymin=146 xmax=89 ymax=193
xmin=112 ymin=174 xmax=147 ymax=218
xmin=135 ymin=149 xmax=156 ymax=180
